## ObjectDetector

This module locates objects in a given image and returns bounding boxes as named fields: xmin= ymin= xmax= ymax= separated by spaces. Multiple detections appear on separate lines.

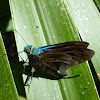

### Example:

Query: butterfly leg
xmin=31 ymin=67 xmax=36 ymax=78
xmin=23 ymin=62 xmax=29 ymax=73
xmin=28 ymin=67 xmax=36 ymax=92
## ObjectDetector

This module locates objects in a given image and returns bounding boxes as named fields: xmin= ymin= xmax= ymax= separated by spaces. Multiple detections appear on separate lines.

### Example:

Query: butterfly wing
xmin=37 ymin=41 xmax=94 ymax=76
xmin=39 ymin=41 xmax=89 ymax=52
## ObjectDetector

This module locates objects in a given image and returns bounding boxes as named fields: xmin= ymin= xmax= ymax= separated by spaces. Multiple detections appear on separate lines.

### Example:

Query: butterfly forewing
xmin=28 ymin=41 xmax=95 ymax=78
xmin=39 ymin=41 xmax=89 ymax=52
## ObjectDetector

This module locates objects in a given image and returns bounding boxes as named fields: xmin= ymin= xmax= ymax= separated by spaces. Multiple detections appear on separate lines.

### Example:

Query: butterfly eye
xmin=24 ymin=45 xmax=32 ymax=54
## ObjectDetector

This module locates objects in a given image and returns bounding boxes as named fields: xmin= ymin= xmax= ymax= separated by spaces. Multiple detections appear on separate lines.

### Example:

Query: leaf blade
xmin=9 ymin=0 xmax=99 ymax=100
xmin=0 ymin=33 xmax=19 ymax=100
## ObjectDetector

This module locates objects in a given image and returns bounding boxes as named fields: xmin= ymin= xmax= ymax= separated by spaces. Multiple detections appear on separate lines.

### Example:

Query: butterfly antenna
xmin=14 ymin=29 xmax=28 ymax=46
xmin=19 ymin=54 xmax=25 ymax=62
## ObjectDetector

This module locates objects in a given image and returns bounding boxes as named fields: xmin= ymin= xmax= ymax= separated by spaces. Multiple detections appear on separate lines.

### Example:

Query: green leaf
xmin=0 ymin=32 xmax=19 ymax=100
xmin=67 ymin=0 xmax=100 ymax=80
xmin=93 ymin=0 xmax=100 ymax=11
xmin=9 ymin=0 xmax=99 ymax=100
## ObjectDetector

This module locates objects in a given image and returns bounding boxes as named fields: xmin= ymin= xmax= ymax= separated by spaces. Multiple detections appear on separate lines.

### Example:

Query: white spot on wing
xmin=58 ymin=63 xmax=71 ymax=75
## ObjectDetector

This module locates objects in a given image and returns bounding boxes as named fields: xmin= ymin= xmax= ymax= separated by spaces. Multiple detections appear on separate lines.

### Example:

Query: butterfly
xmin=23 ymin=41 xmax=95 ymax=79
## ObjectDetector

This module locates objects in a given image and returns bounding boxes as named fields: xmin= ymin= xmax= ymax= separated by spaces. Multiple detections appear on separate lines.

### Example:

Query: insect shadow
xmin=2 ymin=31 xmax=94 ymax=90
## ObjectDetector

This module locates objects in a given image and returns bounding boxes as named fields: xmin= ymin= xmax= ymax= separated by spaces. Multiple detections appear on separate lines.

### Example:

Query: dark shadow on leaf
xmin=63 ymin=75 xmax=80 ymax=79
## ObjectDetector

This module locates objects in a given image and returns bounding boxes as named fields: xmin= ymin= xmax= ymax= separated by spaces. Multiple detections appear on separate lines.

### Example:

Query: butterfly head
xmin=24 ymin=45 xmax=32 ymax=54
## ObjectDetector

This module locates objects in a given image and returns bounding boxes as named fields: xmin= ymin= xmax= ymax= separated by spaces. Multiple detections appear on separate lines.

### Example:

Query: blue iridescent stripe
xmin=39 ymin=45 xmax=55 ymax=51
